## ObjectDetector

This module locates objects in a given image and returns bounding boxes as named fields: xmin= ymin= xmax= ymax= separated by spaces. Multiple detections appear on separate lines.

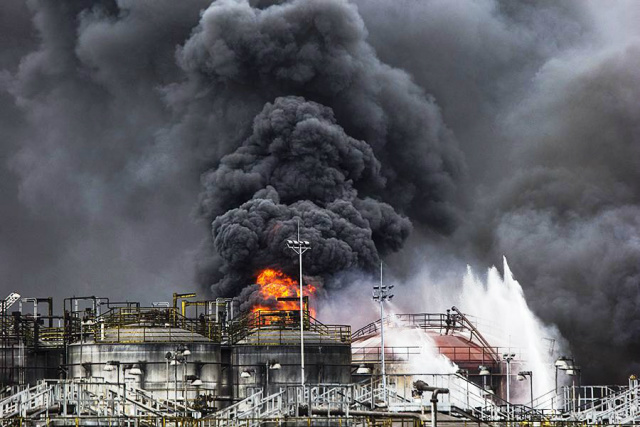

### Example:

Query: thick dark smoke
xmin=353 ymin=0 xmax=640 ymax=382
xmin=176 ymin=0 xmax=464 ymax=229
xmin=176 ymin=0 xmax=463 ymax=295
xmin=3 ymin=0 xmax=640 ymax=383
xmin=203 ymin=96 xmax=410 ymax=295
xmin=481 ymin=43 xmax=640 ymax=382
xmin=0 ymin=0 xmax=212 ymax=302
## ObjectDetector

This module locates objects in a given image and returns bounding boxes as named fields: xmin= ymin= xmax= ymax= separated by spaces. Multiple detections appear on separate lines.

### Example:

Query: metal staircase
xmin=0 ymin=381 xmax=54 ymax=418
xmin=569 ymin=378 xmax=640 ymax=424
xmin=0 ymin=379 xmax=198 ymax=421
xmin=207 ymin=381 xmax=414 ymax=427
xmin=1 ymin=293 xmax=21 ymax=314
xmin=376 ymin=373 xmax=513 ymax=422
xmin=2 ymin=376 xmax=559 ymax=425
xmin=207 ymin=389 xmax=286 ymax=426
xmin=350 ymin=378 xmax=413 ymax=410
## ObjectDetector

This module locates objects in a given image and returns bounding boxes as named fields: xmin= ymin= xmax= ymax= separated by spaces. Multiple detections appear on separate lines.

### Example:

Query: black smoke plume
xmin=202 ymin=96 xmax=411 ymax=295
xmin=353 ymin=0 xmax=640 ymax=382
xmin=181 ymin=0 xmax=464 ymax=296
xmin=3 ymin=0 xmax=640 ymax=383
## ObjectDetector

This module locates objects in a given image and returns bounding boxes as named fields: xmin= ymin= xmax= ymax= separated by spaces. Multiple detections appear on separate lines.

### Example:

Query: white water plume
xmin=385 ymin=311 xmax=459 ymax=375
xmin=320 ymin=257 xmax=566 ymax=404
xmin=459 ymin=257 xmax=564 ymax=403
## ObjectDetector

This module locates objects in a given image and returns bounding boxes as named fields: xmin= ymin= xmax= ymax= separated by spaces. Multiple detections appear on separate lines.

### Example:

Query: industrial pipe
xmin=413 ymin=381 xmax=449 ymax=427
xmin=430 ymin=388 xmax=449 ymax=427
xmin=311 ymin=407 xmax=425 ymax=422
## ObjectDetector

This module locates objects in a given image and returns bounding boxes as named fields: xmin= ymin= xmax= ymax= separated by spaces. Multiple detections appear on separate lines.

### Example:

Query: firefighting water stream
xmin=319 ymin=257 xmax=562 ymax=403
xmin=458 ymin=258 xmax=561 ymax=403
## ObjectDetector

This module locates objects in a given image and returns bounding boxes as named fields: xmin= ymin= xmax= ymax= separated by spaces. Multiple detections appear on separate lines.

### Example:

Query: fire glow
xmin=251 ymin=268 xmax=317 ymax=315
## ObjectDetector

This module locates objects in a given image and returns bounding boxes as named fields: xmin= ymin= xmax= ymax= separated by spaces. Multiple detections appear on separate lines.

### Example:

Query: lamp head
xmin=129 ymin=364 xmax=143 ymax=376
xmin=566 ymin=367 xmax=580 ymax=376
xmin=269 ymin=361 xmax=281 ymax=370
xmin=356 ymin=364 xmax=371 ymax=375
xmin=555 ymin=356 xmax=572 ymax=370
xmin=103 ymin=361 xmax=119 ymax=372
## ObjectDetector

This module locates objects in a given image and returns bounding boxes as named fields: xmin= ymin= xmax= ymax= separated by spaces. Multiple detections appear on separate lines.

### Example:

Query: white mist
xmin=459 ymin=257 xmax=562 ymax=403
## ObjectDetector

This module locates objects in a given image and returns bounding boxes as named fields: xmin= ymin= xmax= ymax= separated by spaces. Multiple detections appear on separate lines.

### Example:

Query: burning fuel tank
xmin=229 ymin=304 xmax=351 ymax=398
xmin=225 ymin=268 xmax=351 ymax=398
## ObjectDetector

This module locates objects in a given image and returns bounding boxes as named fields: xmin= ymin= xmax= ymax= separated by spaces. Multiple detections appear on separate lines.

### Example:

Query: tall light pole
xmin=373 ymin=262 xmax=393 ymax=406
xmin=165 ymin=345 xmax=191 ymax=414
xmin=517 ymin=371 xmax=533 ymax=409
xmin=479 ymin=365 xmax=491 ymax=390
xmin=479 ymin=365 xmax=491 ymax=420
xmin=555 ymin=356 xmax=574 ymax=411
xmin=566 ymin=365 xmax=581 ymax=413
xmin=286 ymin=225 xmax=311 ymax=389
xmin=103 ymin=361 xmax=122 ymax=412
xmin=265 ymin=360 xmax=281 ymax=394
xmin=555 ymin=356 xmax=572 ymax=393
xmin=503 ymin=353 xmax=515 ymax=420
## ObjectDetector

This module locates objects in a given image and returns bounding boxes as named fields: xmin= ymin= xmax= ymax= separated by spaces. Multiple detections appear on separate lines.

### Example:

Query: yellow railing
xmin=94 ymin=322 xmax=221 ymax=344
xmin=68 ymin=307 xmax=222 ymax=344
xmin=229 ymin=310 xmax=350 ymax=345
xmin=38 ymin=327 xmax=65 ymax=343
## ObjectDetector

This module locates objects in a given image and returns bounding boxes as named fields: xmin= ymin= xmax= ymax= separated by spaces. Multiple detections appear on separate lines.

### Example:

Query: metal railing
xmin=352 ymin=313 xmax=453 ymax=340
xmin=37 ymin=326 xmax=65 ymax=344
xmin=2 ymin=307 xmax=224 ymax=350
xmin=228 ymin=310 xmax=350 ymax=346
xmin=352 ymin=345 xmax=515 ymax=368
xmin=207 ymin=388 xmax=287 ymax=427
xmin=7 ymin=377 xmax=616 ymax=426
xmin=75 ymin=307 xmax=222 ymax=344
xmin=566 ymin=380 xmax=640 ymax=425
xmin=561 ymin=384 xmax=625 ymax=413
xmin=0 ymin=378 xmax=198 ymax=420
xmin=1 ymin=415 xmax=424 ymax=427
xmin=352 ymin=310 xmax=503 ymax=364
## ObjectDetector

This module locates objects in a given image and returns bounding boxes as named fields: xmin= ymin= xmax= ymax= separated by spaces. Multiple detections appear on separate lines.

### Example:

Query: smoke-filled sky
xmin=2 ymin=0 xmax=640 ymax=383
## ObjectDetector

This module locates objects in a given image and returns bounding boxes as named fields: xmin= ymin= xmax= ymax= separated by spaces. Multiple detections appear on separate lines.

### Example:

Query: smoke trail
xmin=0 ymin=0 xmax=463 ymax=301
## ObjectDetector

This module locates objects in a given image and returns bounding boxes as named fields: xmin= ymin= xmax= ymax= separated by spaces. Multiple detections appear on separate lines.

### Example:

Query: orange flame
xmin=252 ymin=268 xmax=317 ymax=316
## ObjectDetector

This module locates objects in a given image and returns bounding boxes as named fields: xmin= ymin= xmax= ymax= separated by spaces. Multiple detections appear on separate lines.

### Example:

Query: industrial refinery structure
xmin=1 ymin=281 xmax=639 ymax=426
